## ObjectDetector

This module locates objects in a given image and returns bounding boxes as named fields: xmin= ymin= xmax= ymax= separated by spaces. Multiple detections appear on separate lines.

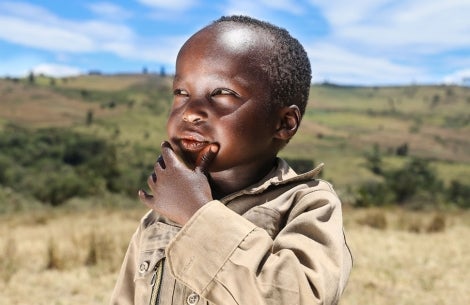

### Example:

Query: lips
xmin=180 ymin=138 xmax=210 ymax=152
xmin=176 ymin=132 xmax=211 ymax=153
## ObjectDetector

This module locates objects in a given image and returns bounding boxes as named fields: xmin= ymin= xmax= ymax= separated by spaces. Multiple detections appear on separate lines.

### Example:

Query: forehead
xmin=213 ymin=25 xmax=266 ymax=54
xmin=178 ymin=23 xmax=273 ymax=66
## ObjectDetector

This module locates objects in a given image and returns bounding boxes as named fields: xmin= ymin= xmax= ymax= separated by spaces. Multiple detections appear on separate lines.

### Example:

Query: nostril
xmin=183 ymin=113 xmax=202 ymax=123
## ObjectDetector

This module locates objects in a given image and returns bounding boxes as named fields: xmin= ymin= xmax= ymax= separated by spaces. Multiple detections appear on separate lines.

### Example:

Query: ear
xmin=274 ymin=105 xmax=300 ymax=141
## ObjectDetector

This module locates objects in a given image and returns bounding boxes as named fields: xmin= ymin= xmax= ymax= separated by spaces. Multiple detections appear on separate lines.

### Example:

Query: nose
xmin=183 ymin=113 xmax=202 ymax=123
xmin=182 ymin=98 xmax=207 ymax=124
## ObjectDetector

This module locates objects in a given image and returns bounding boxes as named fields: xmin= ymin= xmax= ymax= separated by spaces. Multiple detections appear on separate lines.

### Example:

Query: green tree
xmin=446 ymin=180 xmax=470 ymax=208
xmin=28 ymin=71 xmax=35 ymax=84
xmin=364 ymin=144 xmax=382 ymax=175
xmin=86 ymin=109 xmax=94 ymax=126
xmin=386 ymin=158 xmax=443 ymax=204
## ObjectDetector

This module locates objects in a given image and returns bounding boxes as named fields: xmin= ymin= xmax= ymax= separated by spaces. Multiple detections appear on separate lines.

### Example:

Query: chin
xmin=179 ymin=149 xmax=198 ymax=168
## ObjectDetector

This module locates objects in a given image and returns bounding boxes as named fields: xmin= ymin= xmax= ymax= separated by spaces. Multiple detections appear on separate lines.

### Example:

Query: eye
xmin=211 ymin=88 xmax=240 ymax=97
xmin=173 ymin=88 xmax=189 ymax=96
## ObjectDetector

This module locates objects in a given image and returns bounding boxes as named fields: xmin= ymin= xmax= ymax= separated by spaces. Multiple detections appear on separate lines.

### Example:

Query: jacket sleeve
xmin=166 ymin=188 xmax=352 ymax=305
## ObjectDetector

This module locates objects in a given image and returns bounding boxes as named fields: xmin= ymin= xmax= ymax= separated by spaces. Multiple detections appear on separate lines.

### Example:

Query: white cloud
xmin=308 ymin=0 xmax=381 ymax=26
xmin=304 ymin=0 xmax=470 ymax=84
xmin=88 ymin=2 xmax=133 ymax=20
xmin=0 ymin=55 xmax=81 ymax=78
xmin=129 ymin=35 xmax=188 ymax=64
xmin=309 ymin=0 xmax=470 ymax=52
xmin=0 ymin=54 xmax=44 ymax=77
xmin=258 ymin=0 xmax=304 ymax=15
xmin=223 ymin=0 xmax=305 ymax=19
xmin=0 ymin=1 xmax=58 ymax=23
xmin=137 ymin=0 xmax=197 ymax=10
xmin=0 ymin=2 xmax=133 ymax=53
xmin=32 ymin=63 xmax=82 ymax=77
xmin=0 ymin=1 xmax=177 ymax=63
xmin=0 ymin=16 xmax=95 ymax=52
xmin=307 ymin=43 xmax=426 ymax=85
xmin=443 ymin=68 xmax=470 ymax=85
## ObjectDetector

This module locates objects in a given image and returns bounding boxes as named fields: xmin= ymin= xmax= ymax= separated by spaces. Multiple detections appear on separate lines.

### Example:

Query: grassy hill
xmin=1 ymin=74 xmax=469 ymax=206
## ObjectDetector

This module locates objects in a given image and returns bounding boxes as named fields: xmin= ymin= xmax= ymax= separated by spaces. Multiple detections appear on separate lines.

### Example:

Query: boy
xmin=111 ymin=15 xmax=352 ymax=305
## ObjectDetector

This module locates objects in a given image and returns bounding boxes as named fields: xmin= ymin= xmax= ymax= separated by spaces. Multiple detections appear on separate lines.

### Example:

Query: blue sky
xmin=0 ymin=0 xmax=469 ymax=85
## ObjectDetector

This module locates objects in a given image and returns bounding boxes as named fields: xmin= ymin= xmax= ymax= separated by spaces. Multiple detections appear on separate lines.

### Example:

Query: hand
xmin=138 ymin=141 xmax=219 ymax=225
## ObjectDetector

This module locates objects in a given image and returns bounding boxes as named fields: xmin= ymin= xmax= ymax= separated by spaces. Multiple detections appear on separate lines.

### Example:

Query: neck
xmin=209 ymin=157 xmax=277 ymax=199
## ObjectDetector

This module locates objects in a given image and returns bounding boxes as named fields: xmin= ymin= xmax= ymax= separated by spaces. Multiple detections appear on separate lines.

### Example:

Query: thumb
xmin=196 ymin=144 xmax=219 ymax=173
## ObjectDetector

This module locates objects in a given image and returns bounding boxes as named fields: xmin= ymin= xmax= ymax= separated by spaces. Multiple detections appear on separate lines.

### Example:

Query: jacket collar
xmin=220 ymin=158 xmax=324 ymax=203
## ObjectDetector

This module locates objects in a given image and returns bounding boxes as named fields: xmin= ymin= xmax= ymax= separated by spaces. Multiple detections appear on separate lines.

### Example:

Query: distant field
xmin=1 ymin=75 xmax=469 ymax=190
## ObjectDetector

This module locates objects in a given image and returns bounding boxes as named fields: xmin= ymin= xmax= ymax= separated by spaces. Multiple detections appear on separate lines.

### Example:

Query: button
xmin=139 ymin=261 xmax=150 ymax=273
xmin=186 ymin=292 xmax=199 ymax=305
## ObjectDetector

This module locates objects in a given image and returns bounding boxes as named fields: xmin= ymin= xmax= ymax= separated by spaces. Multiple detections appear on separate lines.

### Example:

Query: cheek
xmin=218 ymin=114 xmax=272 ymax=150
xmin=166 ymin=109 xmax=179 ymax=134
xmin=238 ymin=110 xmax=275 ymax=139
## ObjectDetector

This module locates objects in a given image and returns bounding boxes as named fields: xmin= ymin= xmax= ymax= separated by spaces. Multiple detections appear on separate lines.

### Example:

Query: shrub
xmin=0 ymin=127 xmax=121 ymax=205
xmin=356 ymin=153 xmax=449 ymax=208
xmin=355 ymin=181 xmax=391 ymax=207
xmin=395 ymin=142 xmax=409 ymax=156
xmin=85 ymin=230 xmax=118 ymax=270
xmin=358 ymin=210 xmax=387 ymax=230
xmin=426 ymin=214 xmax=446 ymax=233
xmin=386 ymin=158 xmax=443 ymax=204
xmin=446 ymin=180 xmax=470 ymax=208
xmin=46 ymin=238 xmax=64 ymax=270
xmin=364 ymin=144 xmax=383 ymax=175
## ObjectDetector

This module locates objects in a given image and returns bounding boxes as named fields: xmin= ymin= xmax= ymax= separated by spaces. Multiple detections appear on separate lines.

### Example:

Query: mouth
xmin=176 ymin=137 xmax=211 ymax=167
xmin=179 ymin=138 xmax=210 ymax=152
xmin=171 ymin=130 xmax=216 ymax=166
xmin=175 ymin=131 xmax=213 ymax=154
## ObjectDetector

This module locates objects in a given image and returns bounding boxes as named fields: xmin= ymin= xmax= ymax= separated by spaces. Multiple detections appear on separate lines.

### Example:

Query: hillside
xmin=1 ymin=74 xmax=469 ymax=202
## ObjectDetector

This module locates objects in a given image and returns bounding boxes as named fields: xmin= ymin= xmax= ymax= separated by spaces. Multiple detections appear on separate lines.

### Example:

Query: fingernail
xmin=211 ymin=143 xmax=219 ymax=153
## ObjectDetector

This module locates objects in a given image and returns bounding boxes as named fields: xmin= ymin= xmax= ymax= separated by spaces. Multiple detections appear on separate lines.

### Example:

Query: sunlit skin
xmin=139 ymin=23 xmax=300 ymax=225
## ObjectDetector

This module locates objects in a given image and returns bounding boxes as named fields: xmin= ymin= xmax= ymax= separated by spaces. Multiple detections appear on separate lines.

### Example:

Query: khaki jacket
xmin=111 ymin=159 xmax=352 ymax=305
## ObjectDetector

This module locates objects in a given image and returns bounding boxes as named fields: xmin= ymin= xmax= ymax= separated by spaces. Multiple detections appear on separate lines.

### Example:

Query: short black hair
xmin=213 ymin=15 xmax=312 ymax=117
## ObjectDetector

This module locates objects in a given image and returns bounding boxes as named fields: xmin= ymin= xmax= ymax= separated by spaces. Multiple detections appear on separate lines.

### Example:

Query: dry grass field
xmin=1 ymin=205 xmax=469 ymax=305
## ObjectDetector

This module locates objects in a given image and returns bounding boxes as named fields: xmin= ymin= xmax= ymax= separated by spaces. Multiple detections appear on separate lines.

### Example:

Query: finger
xmin=154 ymin=154 xmax=165 ymax=173
xmin=147 ymin=173 xmax=157 ymax=187
xmin=160 ymin=141 xmax=182 ymax=168
xmin=138 ymin=189 xmax=154 ymax=207
xmin=151 ymin=172 xmax=157 ymax=183
xmin=156 ymin=155 xmax=165 ymax=169
xmin=196 ymin=143 xmax=219 ymax=173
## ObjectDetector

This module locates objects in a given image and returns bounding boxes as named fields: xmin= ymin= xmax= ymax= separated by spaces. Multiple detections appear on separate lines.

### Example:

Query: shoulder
xmin=292 ymin=179 xmax=341 ymax=208
xmin=140 ymin=209 xmax=156 ymax=229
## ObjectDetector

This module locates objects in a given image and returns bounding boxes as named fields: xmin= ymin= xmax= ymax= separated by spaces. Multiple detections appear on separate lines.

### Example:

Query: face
xmin=166 ymin=24 xmax=281 ymax=175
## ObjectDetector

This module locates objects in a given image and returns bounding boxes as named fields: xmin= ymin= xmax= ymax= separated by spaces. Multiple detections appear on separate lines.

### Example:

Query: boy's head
xmin=167 ymin=15 xmax=311 ymax=175
xmin=213 ymin=15 xmax=312 ymax=116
